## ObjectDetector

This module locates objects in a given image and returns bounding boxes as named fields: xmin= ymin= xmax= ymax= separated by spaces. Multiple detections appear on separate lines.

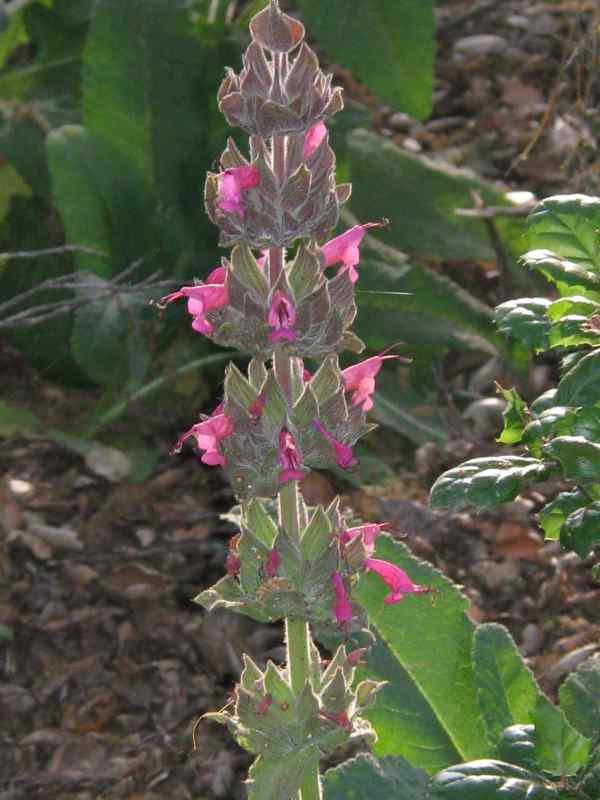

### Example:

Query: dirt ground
xmin=2 ymin=1 xmax=600 ymax=798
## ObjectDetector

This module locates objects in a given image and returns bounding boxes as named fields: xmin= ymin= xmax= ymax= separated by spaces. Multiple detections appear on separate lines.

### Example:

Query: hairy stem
xmin=270 ymin=122 xmax=321 ymax=800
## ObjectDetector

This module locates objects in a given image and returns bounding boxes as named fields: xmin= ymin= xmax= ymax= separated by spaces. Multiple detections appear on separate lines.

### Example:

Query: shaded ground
xmin=2 ymin=1 xmax=600 ymax=798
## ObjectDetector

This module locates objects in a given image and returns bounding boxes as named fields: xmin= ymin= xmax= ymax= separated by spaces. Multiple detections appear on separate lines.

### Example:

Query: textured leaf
xmin=556 ymin=350 xmax=600 ymax=406
xmin=297 ymin=0 xmax=435 ymax=119
xmin=324 ymin=754 xmax=429 ymax=800
xmin=542 ymin=437 xmax=600 ymax=483
xmin=497 ymin=387 xmax=529 ymax=445
xmin=355 ymin=233 xmax=511 ymax=359
xmin=548 ymin=316 xmax=599 ymax=349
xmin=532 ymin=696 xmax=591 ymax=777
xmin=559 ymin=655 xmax=600 ymax=740
xmin=430 ymin=457 xmax=555 ymax=511
xmin=497 ymin=725 xmax=538 ymax=771
xmin=347 ymin=130 xmax=526 ymax=267
xmin=526 ymin=195 xmax=600 ymax=272
xmin=547 ymin=295 xmax=600 ymax=322
xmin=537 ymin=491 xmax=588 ymax=542
xmin=429 ymin=759 xmax=559 ymax=799
xmin=495 ymin=298 xmax=551 ymax=351
xmin=521 ymin=250 xmax=600 ymax=299
xmin=560 ymin=502 xmax=600 ymax=559
xmin=472 ymin=624 xmax=542 ymax=747
xmin=47 ymin=125 xmax=158 ymax=277
xmin=355 ymin=538 xmax=489 ymax=774
xmin=82 ymin=0 xmax=231 ymax=266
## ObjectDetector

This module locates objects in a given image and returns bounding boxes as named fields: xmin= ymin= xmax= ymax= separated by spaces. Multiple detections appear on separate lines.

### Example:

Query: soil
xmin=1 ymin=1 xmax=600 ymax=798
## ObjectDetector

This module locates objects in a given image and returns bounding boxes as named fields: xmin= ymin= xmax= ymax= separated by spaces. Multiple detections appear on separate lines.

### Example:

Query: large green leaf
xmin=532 ymin=697 xmax=591 ymax=777
xmin=521 ymin=250 xmax=600 ymax=299
xmin=355 ymin=234 xmax=512 ymax=359
xmin=297 ymin=0 xmax=435 ymax=120
xmin=82 ymin=0 xmax=231 ymax=267
xmin=495 ymin=298 xmax=551 ymax=351
xmin=355 ymin=538 xmax=489 ymax=773
xmin=472 ymin=624 xmax=543 ymax=748
xmin=430 ymin=457 xmax=556 ymax=511
xmin=559 ymin=655 xmax=600 ymax=740
xmin=560 ymin=502 xmax=600 ymax=559
xmin=46 ymin=124 xmax=159 ymax=277
xmin=324 ymin=754 xmax=429 ymax=800
xmin=347 ymin=129 xmax=526 ymax=266
xmin=556 ymin=350 xmax=600 ymax=406
xmin=526 ymin=195 xmax=600 ymax=272
xmin=429 ymin=760 xmax=560 ymax=800
xmin=542 ymin=437 xmax=600 ymax=483
xmin=537 ymin=491 xmax=588 ymax=542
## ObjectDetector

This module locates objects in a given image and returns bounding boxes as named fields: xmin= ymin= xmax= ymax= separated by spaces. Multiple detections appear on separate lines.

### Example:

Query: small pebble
xmin=402 ymin=137 xmax=421 ymax=153
xmin=454 ymin=35 xmax=508 ymax=58
xmin=389 ymin=111 xmax=413 ymax=132
xmin=520 ymin=623 xmax=543 ymax=656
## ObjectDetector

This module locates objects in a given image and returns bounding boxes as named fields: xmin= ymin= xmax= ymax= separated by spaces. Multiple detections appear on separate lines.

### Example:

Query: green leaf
xmin=296 ymin=0 xmax=435 ymax=120
xmin=347 ymin=129 xmax=526 ymax=268
xmin=497 ymin=725 xmax=538 ymax=771
xmin=532 ymin=696 xmax=591 ymax=777
xmin=82 ymin=0 xmax=230 ymax=265
xmin=46 ymin=124 xmax=158 ymax=277
xmin=247 ymin=747 xmax=320 ymax=800
xmin=547 ymin=295 xmax=600 ymax=322
xmin=521 ymin=250 xmax=600 ymax=299
xmin=537 ymin=491 xmax=588 ymax=542
xmin=355 ymin=233 xmax=511 ymax=360
xmin=548 ymin=316 xmax=599 ymax=349
xmin=430 ymin=457 xmax=555 ymax=511
xmin=526 ymin=195 xmax=600 ymax=272
xmin=472 ymin=624 xmax=543 ymax=747
xmin=495 ymin=298 xmax=551 ymax=352
xmin=556 ymin=350 xmax=600 ymax=406
xmin=497 ymin=387 xmax=529 ymax=445
xmin=373 ymin=389 xmax=447 ymax=445
xmin=429 ymin=759 xmax=560 ymax=799
xmin=521 ymin=406 xmax=600 ymax=458
xmin=559 ymin=655 xmax=600 ymax=740
xmin=542 ymin=436 xmax=600 ymax=483
xmin=560 ymin=501 xmax=600 ymax=559
xmin=355 ymin=538 xmax=489 ymax=774
xmin=324 ymin=754 xmax=429 ymax=800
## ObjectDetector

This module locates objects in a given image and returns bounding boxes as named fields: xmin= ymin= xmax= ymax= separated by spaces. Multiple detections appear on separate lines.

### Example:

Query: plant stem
xmin=280 ymin=481 xmax=322 ymax=800
xmin=270 ymin=122 xmax=321 ymax=799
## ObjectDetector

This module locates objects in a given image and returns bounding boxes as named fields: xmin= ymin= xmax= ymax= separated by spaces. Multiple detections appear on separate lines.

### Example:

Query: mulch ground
xmin=2 ymin=1 xmax=600 ymax=797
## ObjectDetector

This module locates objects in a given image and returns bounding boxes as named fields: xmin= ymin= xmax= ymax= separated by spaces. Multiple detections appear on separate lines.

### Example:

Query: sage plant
xmin=161 ymin=3 xmax=426 ymax=796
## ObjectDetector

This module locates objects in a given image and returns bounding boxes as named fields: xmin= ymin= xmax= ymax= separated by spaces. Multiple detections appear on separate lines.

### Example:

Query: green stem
xmin=279 ymin=480 xmax=322 ymax=800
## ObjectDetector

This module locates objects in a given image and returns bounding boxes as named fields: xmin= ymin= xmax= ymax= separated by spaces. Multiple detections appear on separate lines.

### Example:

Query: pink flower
xmin=340 ymin=523 xmax=390 ymax=555
xmin=160 ymin=266 xmax=228 ymax=335
xmin=217 ymin=165 xmax=260 ymax=217
xmin=331 ymin=573 xmax=353 ymax=625
xmin=342 ymin=353 xmax=403 ymax=412
xmin=321 ymin=222 xmax=383 ymax=283
xmin=278 ymin=429 xmax=305 ymax=483
xmin=347 ymin=648 xmax=368 ymax=667
xmin=303 ymin=122 xmax=327 ymax=160
xmin=264 ymin=548 xmax=281 ymax=578
xmin=320 ymin=709 xmax=352 ymax=732
xmin=267 ymin=290 xmax=298 ymax=343
xmin=364 ymin=558 xmax=426 ymax=605
xmin=172 ymin=404 xmax=234 ymax=467
xmin=313 ymin=420 xmax=357 ymax=470
xmin=248 ymin=391 xmax=266 ymax=420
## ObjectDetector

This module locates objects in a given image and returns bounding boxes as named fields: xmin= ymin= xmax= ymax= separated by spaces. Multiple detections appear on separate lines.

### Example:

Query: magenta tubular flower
xmin=217 ymin=165 xmax=260 ymax=217
xmin=364 ymin=558 xmax=426 ymax=605
xmin=264 ymin=548 xmax=281 ymax=578
xmin=278 ymin=429 xmax=305 ymax=483
xmin=173 ymin=405 xmax=234 ymax=466
xmin=313 ymin=420 xmax=357 ymax=469
xmin=331 ymin=572 xmax=353 ymax=625
xmin=160 ymin=266 xmax=228 ymax=335
xmin=303 ymin=122 xmax=327 ymax=160
xmin=321 ymin=222 xmax=382 ymax=284
xmin=267 ymin=290 xmax=298 ymax=343
xmin=342 ymin=354 xmax=401 ymax=412
xmin=340 ymin=523 xmax=389 ymax=555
